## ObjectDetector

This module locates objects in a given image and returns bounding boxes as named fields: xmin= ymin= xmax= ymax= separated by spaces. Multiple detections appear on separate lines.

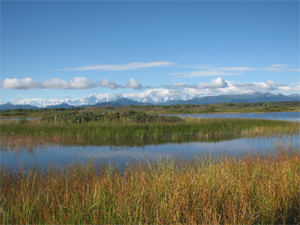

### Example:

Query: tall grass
xmin=1 ymin=147 xmax=299 ymax=224
xmin=1 ymin=118 xmax=298 ymax=140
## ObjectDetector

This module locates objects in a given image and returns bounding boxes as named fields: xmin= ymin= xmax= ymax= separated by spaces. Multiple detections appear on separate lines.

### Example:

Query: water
xmin=1 ymin=135 xmax=299 ymax=170
xmin=1 ymin=117 xmax=40 ymax=121
xmin=1 ymin=111 xmax=299 ymax=169
xmin=168 ymin=111 xmax=300 ymax=121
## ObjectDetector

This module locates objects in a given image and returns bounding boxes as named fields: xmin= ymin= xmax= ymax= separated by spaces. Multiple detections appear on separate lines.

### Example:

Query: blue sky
xmin=1 ymin=1 xmax=299 ymax=105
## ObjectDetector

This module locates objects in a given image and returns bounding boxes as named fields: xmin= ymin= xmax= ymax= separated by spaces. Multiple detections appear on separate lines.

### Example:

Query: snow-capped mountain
xmin=1 ymin=92 xmax=299 ymax=110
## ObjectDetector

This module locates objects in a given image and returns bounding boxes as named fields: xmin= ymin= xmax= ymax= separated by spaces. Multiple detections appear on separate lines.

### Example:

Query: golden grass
xmin=1 ymin=147 xmax=299 ymax=224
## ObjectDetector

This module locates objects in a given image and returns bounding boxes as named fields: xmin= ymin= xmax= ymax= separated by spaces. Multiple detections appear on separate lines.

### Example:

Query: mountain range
xmin=1 ymin=93 xmax=299 ymax=111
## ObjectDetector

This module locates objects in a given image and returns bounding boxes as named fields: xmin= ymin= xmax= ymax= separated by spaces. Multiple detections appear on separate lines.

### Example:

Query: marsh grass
xmin=1 ymin=148 xmax=299 ymax=224
xmin=1 ymin=118 xmax=298 ymax=140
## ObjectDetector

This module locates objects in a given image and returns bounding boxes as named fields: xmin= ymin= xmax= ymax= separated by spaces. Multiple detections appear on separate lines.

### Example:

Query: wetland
xmin=1 ymin=102 xmax=299 ymax=224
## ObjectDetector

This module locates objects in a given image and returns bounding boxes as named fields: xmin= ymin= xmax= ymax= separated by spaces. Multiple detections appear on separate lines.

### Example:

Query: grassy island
xmin=0 ymin=110 xmax=299 ymax=150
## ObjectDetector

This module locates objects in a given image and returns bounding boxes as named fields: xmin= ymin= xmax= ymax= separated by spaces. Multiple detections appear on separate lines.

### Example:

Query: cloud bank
xmin=4 ymin=77 xmax=299 ymax=107
xmin=99 ymin=78 xmax=142 ymax=89
xmin=1 ymin=77 xmax=97 ymax=90
xmin=171 ymin=78 xmax=298 ymax=96
xmin=1 ymin=77 xmax=143 ymax=90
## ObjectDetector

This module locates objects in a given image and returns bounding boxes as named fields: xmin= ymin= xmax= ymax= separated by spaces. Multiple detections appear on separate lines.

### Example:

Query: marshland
xmin=1 ymin=102 xmax=299 ymax=224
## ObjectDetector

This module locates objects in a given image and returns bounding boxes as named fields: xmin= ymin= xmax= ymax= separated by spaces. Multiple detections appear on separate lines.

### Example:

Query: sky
xmin=1 ymin=1 xmax=299 ymax=105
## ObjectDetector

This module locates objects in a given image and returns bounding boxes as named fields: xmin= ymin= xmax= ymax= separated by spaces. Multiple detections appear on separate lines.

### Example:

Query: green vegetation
xmin=1 ymin=103 xmax=299 ymax=224
xmin=1 ymin=148 xmax=299 ymax=224
xmin=40 ymin=110 xmax=183 ymax=124
xmin=1 ymin=114 xmax=298 ymax=142
xmin=1 ymin=101 xmax=299 ymax=119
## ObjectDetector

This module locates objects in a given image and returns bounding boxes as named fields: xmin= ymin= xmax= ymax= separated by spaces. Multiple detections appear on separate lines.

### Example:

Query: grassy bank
xmin=1 ymin=101 xmax=299 ymax=119
xmin=1 ymin=148 xmax=299 ymax=224
xmin=1 ymin=117 xmax=299 ymax=142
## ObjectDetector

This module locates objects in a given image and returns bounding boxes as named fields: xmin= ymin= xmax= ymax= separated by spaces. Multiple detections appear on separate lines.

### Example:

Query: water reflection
xmin=0 ymin=117 xmax=40 ymax=121
xmin=169 ymin=111 xmax=300 ymax=121
xmin=1 ymin=135 xmax=299 ymax=170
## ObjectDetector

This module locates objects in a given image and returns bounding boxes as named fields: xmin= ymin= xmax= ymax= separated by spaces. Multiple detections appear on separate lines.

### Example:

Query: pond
xmin=1 ymin=111 xmax=299 ymax=169
xmin=167 ymin=111 xmax=300 ymax=121
xmin=1 ymin=135 xmax=299 ymax=170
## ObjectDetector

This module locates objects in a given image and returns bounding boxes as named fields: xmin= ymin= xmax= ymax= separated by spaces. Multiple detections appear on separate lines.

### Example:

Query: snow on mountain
xmin=3 ymin=91 xmax=299 ymax=108
xmin=4 ymin=89 xmax=191 ymax=107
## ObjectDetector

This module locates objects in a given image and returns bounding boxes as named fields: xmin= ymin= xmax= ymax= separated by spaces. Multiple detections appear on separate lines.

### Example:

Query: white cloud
xmin=99 ymin=79 xmax=121 ymax=89
xmin=293 ymin=85 xmax=300 ymax=92
xmin=170 ymin=77 xmax=296 ymax=96
xmin=123 ymin=88 xmax=183 ymax=103
xmin=172 ymin=82 xmax=189 ymax=88
xmin=2 ymin=77 xmax=144 ymax=90
xmin=171 ymin=78 xmax=229 ymax=90
xmin=126 ymin=78 xmax=142 ymax=89
xmin=170 ymin=64 xmax=299 ymax=78
xmin=4 ymin=79 xmax=299 ymax=107
xmin=198 ymin=77 xmax=228 ymax=89
xmin=99 ymin=78 xmax=143 ymax=89
xmin=220 ymin=67 xmax=256 ymax=72
xmin=263 ymin=64 xmax=300 ymax=72
xmin=1 ymin=77 xmax=97 ymax=90
xmin=61 ymin=61 xmax=174 ymax=71
xmin=177 ymin=71 xmax=242 ymax=78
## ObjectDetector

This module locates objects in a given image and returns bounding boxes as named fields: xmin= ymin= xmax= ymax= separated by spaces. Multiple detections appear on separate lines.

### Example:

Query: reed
xmin=1 ymin=147 xmax=299 ymax=224
xmin=1 ymin=118 xmax=298 ymax=140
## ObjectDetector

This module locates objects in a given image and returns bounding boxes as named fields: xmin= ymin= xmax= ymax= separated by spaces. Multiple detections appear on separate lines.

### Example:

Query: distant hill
xmin=46 ymin=103 xmax=77 ymax=109
xmin=0 ymin=103 xmax=41 ymax=111
xmin=93 ymin=98 xmax=151 ymax=107
xmin=159 ymin=93 xmax=300 ymax=105
xmin=1 ymin=93 xmax=299 ymax=110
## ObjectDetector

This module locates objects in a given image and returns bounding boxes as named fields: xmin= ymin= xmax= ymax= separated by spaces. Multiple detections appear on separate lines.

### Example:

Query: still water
xmin=1 ymin=112 xmax=299 ymax=169
xmin=168 ymin=111 xmax=300 ymax=121
xmin=1 ymin=135 xmax=299 ymax=169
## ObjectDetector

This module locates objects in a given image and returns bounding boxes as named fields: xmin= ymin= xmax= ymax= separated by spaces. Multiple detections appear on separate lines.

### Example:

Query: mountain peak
xmin=1 ymin=93 xmax=299 ymax=110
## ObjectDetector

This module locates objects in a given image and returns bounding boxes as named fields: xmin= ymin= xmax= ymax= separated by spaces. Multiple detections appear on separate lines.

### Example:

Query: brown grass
xmin=1 ymin=147 xmax=299 ymax=224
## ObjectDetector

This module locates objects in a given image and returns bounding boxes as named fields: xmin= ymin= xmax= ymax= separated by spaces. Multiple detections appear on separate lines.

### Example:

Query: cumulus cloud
xmin=1 ymin=77 xmax=145 ymax=90
xmin=169 ymin=77 xmax=297 ymax=97
xmin=178 ymin=78 xmax=296 ymax=96
xmin=1 ymin=77 xmax=97 ymax=90
xmin=198 ymin=77 xmax=228 ymax=89
xmin=99 ymin=78 xmax=143 ymax=90
xmin=126 ymin=78 xmax=142 ymax=89
xmin=61 ymin=61 xmax=174 ymax=71
xmin=124 ymin=88 xmax=183 ymax=103
xmin=5 ymin=78 xmax=299 ymax=107
xmin=99 ymin=79 xmax=122 ymax=89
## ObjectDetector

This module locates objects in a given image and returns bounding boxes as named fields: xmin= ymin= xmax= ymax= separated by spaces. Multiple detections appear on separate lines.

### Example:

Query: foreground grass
xmin=1 ymin=148 xmax=299 ymax=224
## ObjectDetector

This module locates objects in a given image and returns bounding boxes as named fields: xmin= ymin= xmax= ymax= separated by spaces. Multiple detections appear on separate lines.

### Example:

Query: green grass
xmin=1 ymin=117 xmax=299 ymax=141
xmin=1 ymin=147 xmax=299 ymax=224
xmin=1 ymin=101 xmax=299 ymax=119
